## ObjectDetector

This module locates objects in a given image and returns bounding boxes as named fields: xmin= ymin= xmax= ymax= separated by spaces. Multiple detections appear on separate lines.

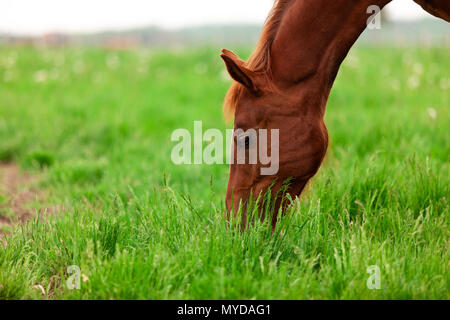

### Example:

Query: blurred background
xmin=1 ymin=0 xmax=449 ymax=47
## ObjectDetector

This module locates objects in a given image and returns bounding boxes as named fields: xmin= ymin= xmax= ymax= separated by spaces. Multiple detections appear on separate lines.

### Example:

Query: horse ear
xmin=220 ymin=49 xmax=259 ymax=95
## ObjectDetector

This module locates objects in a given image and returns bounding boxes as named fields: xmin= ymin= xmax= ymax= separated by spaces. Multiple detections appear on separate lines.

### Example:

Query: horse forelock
xmin=223 ymin=0 xmax=292 ymax=120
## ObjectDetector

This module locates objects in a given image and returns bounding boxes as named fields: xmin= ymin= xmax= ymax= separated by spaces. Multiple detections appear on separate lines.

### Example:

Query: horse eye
xmin=244 ymin=136 xmax=250 ymax=148
xmin=236 ymin=135 xmax=251 ymax=149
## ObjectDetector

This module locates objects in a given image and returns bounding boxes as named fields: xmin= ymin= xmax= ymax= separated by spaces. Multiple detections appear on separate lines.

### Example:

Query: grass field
xmin=0 ymin=45 xmax=448 ymax=299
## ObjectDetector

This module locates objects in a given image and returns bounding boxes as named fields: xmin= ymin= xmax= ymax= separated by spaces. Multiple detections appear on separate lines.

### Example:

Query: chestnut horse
xmin=221 ymin=0 xmax=449 ymax=227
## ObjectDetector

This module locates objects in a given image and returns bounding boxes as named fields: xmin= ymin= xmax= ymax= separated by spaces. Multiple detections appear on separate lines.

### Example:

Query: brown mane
xmin=223 ymin=0 xmax=292 ymax=119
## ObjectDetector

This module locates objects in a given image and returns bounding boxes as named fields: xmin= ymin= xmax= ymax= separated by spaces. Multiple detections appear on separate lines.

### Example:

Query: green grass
xmin=0 ymin=45 xmax=448 ymax=299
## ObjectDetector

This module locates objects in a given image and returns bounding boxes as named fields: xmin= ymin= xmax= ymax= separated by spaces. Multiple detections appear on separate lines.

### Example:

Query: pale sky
xmin=0 ymin=0 xmax=436 ymax=36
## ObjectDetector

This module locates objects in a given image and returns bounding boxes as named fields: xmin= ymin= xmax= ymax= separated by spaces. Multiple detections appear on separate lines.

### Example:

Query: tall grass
xmin=0 ymin=46 xmax=448 ymax=299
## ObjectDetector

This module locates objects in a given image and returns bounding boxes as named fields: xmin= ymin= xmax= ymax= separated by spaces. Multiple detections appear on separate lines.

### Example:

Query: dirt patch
xmin=0 ymin=163 xmax=55 ymax=238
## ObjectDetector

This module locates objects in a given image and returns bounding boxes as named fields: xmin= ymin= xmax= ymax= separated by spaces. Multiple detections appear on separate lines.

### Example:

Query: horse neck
xmin=270 ymin=0 xmax=391 ymax=91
